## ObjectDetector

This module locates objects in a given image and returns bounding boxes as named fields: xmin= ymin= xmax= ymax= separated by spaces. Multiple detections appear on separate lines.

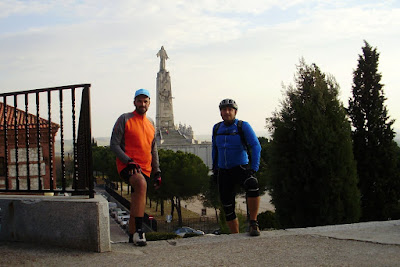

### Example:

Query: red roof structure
xmin=0 ymin=102 xmax=59 ymax=131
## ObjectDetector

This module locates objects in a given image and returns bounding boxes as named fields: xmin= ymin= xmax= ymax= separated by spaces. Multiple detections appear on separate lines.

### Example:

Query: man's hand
xmin=153 ymin=172 xmax=162 ymax=190
xmin=127 ymin=160 xmax=141 ymax=175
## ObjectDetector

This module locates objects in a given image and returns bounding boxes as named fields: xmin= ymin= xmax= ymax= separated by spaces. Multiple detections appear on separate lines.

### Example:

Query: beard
xmin=135 ymin=106 xmax=148 ymax=114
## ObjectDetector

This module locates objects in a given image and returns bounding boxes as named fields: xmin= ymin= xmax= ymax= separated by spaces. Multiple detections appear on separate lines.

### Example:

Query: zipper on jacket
xmin=224 ymin=135 xmax=228 ymax=168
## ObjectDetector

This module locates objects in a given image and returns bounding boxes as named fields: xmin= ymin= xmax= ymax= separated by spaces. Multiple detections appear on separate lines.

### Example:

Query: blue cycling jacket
xmin=212 ymin=119 xmax=261 ymax=171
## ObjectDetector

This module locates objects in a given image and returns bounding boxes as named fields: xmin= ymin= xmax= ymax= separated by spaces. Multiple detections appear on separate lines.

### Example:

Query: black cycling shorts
xmin=218 ymin=164 xmax=259 ymax=206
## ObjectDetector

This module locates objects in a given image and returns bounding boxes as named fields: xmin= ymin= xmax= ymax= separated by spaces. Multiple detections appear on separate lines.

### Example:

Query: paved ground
xmin=1 ymin=220 xmax=399 ymax=266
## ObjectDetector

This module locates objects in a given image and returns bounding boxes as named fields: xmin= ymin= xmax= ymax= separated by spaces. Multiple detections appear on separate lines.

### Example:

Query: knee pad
xmin=222 ymin=203 xmax=237 ymax=221
xmin=243 ymin=176 xmax=260 ymax=197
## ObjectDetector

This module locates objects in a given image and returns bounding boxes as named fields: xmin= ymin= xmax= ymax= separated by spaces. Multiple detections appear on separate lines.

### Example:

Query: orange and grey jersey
xmin=110 ymin=110 xmax=160 ymax=177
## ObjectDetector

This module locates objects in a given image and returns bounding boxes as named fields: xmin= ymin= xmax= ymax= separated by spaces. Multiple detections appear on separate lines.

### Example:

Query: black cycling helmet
xmin=219 ymin=98 xmax=238 ymax=110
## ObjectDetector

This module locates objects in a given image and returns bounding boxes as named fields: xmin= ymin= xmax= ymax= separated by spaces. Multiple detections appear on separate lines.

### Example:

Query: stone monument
xmin=156 ymin=46 xmax=174 ymax=131
xmin=155 ymin=46 xmax=212 ymax=168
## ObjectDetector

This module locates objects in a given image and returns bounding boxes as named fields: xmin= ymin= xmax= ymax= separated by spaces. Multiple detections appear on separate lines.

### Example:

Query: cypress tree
xmin=348 ymin=41 xmax=400 ymax=221
xmin=267 ymin=59 xmax=360 ymax=228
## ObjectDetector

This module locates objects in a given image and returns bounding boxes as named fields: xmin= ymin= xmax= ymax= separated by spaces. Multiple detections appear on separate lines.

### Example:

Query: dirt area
xmin=114 ymin=182 xmax=274 ymax=221
xmin=181 ymin=193 xmax=274 ymax=217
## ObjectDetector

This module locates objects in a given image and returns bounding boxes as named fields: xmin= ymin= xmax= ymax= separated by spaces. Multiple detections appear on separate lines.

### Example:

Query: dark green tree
xmin=92 ymin=144 xmax=119 ymax=182
xmin=257 ymin=137 xmax=270 ymax=196
xmin=55 ymin=155 xmax=74 ymax=188
xmin=200 ymin=177 xmax=220 ymax=223
xmin=348 ymin=41 xmax=400 ymax=221
xmin=267 ymin=59 xmax=361 ymax=228
xmin=156 ymin=149 xmax=209 ymax=226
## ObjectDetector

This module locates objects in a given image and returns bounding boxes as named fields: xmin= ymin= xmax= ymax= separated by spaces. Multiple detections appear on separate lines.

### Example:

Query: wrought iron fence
xmin=0 ymin=84 xmax=94 ymax=198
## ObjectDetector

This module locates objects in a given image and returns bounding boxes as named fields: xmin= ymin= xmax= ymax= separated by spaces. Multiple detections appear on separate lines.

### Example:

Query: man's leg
xmin=129 ymin=171 xmax=147 ymax=246
xmin=227 ymin=218 xmax=239 ymax=233
xmin=248 ymin=197 xmax=261 ymax=236
xmin=130 ymin=172 xmax=147 ymax=218
xmin=128 ymin=172 xmax=147 ymax=235
xmin=227 ymin=196 xmax=259 ymax=234
xmin=247 ymin=196 xmax=260 ymax=221
xmin=218 ymin=169 xmax=238 ymax=234
xmin=128 ymin=194 xmax=136 ymax=236
xmin=241 ymin=167 xmax=261 ymax=236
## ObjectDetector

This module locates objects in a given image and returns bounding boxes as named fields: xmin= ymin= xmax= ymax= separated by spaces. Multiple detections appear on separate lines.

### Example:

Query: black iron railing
xmin=0 ymin=84 xmax=94 ymax=198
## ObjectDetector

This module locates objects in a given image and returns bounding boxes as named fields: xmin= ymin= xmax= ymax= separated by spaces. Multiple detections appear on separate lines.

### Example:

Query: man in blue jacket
xmin=212 ymin=99 xmax=262 ymax=236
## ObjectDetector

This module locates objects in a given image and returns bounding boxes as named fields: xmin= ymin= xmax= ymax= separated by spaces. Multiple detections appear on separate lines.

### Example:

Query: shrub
xmin=258 ymin=210 xmax=280 ymax=230
xmin=145 ymin=232 xmax=180 ymax=241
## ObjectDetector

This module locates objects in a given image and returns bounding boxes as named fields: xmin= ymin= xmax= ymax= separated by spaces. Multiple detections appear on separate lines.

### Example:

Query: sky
xmin=1 ymin=0 xmax=399 ymax=140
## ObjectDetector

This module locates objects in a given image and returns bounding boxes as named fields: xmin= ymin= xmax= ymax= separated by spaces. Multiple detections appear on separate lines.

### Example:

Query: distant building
xmin=0 ymin=102 xmax=59 ymax=190
xmin=155 ymin=46 xmax=212 ymax=168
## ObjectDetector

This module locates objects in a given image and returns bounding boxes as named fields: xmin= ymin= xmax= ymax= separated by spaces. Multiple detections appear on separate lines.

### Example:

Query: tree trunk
xmin=161 ymin=199 xmax=164 ymax=216
xmin=177 ymin=197 xmax=183 ymax=227
xmin=170 ymin=197 xmax=175 ymax=219
xmin=214 ymin=208 xmax=219 ymax=223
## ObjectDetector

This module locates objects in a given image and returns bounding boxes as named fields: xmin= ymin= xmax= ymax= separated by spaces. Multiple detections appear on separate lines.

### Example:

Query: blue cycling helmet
xmin=219 ymin=98 xmax=238 ymax=110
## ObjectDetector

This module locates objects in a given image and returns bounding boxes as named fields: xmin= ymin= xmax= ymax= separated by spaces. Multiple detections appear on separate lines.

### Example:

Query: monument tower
xmin=155 ymin=46 xmax=212 ymax=168
xmin=156 ymin=46 xmax=174 ymax=131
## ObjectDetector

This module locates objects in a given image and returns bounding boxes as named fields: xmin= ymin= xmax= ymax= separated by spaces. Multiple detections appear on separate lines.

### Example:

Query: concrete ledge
xmin=0 ymin=194 xmax=111 ymax=252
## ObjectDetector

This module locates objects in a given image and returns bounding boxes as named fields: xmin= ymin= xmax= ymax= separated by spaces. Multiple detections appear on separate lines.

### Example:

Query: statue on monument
xmin=157 ymin=46 xmax=169 ymax=71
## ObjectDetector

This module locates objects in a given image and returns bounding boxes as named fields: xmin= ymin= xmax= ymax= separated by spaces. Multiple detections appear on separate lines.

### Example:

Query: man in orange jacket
xmin=110 ymin=88 xmax=161 ymax=246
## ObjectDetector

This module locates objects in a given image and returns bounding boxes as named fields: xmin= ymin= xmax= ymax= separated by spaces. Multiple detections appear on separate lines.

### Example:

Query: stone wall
xmin=159 ymin=142 xmax=213 ymax=169
xmin=0 ymin=194 xmax=111 ymax=252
